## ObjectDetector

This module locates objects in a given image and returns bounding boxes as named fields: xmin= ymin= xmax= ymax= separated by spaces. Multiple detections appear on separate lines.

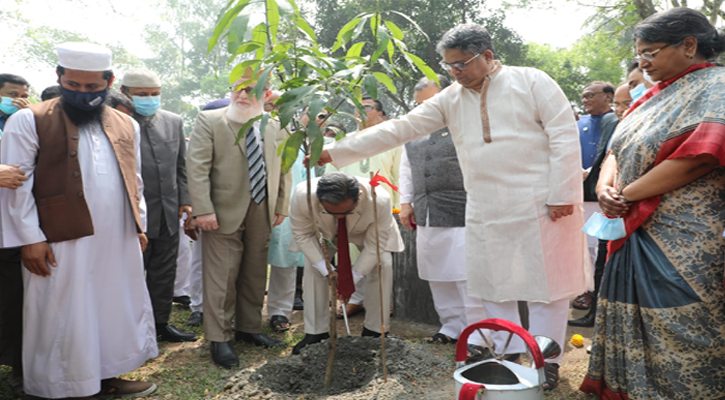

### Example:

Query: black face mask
xmin=60 ymin=86 xmax=108 ymax=111
xmin=60 ymin=96 xmax=105 ymax=127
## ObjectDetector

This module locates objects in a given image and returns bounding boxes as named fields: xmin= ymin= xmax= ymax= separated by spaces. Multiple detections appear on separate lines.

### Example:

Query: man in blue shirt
xmin=0 ymin=74 xmax=30 ymax=131
xmin=572 ymin=81 xmax=614 ymax=315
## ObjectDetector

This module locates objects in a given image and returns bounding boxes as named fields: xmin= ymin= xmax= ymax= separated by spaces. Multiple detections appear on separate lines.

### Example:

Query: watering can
xmin=454 ymin=318 xmax=562 ymax=400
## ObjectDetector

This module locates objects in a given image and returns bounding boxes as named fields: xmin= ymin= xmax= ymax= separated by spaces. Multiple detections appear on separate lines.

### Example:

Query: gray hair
xmin=414 ymin=74 xmax=451 ymax=92
xmin=316 ymin=172 xmax=360 ymax=205
xmin=436 ymin=23 xmax=495 ymax=57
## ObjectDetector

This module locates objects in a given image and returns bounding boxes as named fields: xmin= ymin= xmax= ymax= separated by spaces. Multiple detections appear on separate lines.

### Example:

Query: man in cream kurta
xmin=317 ymin=24 xmax=590 ymax=377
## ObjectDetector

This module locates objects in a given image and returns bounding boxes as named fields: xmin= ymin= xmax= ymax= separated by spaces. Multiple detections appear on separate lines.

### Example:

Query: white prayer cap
xmin=122 ymin=69 xmax=161 ymax=88
xmin=56 ymin=42 xmax=112 ymax=72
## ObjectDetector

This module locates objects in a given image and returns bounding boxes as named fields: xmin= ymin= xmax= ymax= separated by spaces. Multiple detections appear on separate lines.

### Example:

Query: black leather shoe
xmin=235 ymin=331 xmax=286 ymax=348
xmin=210 ymin=341 xmax=239 ymax=369
xmin=172 ymin=295 xmax=191 ymax=307
xmin=187 ymin=311 xmax=203 ymax=327
xmin=568 ymin=311 xmax=595 ymax=327
xmin=293 ymin=297 xmax=304 ymax=311
xmin=361 ymin=326 xmax=394 ymax=338
xmin=157 ymin=324 xmax=198 ymax=342
xmin=292 ymin=333 xmax=330 ymax=355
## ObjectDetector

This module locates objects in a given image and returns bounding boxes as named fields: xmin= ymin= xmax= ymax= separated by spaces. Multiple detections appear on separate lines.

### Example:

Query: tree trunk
xmin=633 ymin=0 xmax=657 ymax=19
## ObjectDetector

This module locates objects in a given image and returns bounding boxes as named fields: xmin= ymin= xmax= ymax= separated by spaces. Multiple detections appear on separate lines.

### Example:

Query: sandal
xmin=426 ymin=332 xmax=457 ymax=345
xmin=270 ymin=315 xmax=290 ymax=332
xmin=542 ymin=362 xmax=560 ymax=391
xmin=466 ymin=344 xmax=489 ymax=363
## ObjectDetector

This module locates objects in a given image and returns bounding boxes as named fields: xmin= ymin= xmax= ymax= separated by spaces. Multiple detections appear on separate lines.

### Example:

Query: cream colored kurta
xmin=327 ymin=65 xmax=590 ymax=303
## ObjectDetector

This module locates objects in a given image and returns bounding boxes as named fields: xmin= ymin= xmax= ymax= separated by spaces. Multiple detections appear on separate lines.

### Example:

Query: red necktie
xmin=336 ymin=217 xmax=355 ymax=302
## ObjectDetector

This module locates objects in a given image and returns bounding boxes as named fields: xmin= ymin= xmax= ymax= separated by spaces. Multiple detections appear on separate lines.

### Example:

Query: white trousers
xmin=173 ymin=221 xmax=192 ymax=297
xmin=189 ymin=235 xmax=203 ymax=313
xmin=304 ymin=254 xmax=392 ymax=335
xmin=267 ymin=266 xmax=297 ymax=317
xmin=429 ymin=280 xmax=487 ymax=340
xmin=480 ymin=298 xmax=569 ymax=364
xmin=349 ymin=276 xmax=365 ymax=305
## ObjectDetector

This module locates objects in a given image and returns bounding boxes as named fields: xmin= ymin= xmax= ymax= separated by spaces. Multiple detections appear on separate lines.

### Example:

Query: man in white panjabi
xmin=0 ymin=42 xmax=158 ymax=399
xmin=316 ymin=24 xmax=590 ymax=391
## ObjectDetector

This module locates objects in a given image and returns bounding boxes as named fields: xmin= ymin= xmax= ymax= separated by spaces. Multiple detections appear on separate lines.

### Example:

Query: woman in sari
xmin=580 ymin=8 xmax=725 ymax=399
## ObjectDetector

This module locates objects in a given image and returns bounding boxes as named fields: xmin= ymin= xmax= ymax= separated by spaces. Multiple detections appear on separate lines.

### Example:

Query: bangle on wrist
xmin=619 ymin=187 xmax=632 ymax=203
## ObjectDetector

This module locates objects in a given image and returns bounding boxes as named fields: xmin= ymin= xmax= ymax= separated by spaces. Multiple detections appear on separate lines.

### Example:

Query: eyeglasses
xmin=316 ymin=113 xmax=328 ymax=120
xmin=635 ymin=44 xmax=671 ymax=63
xmin=581 ymin=92 xmax=604 ymax=101
xmin=229 ymin=85 xmax=254 ymax=94
xmin=321 ymin=203 xmax=357 ymax=216
xmin=362 ymin=105 xmax=375 ymax=112
xmin=439 ymin=53 xmax=481 ymax=72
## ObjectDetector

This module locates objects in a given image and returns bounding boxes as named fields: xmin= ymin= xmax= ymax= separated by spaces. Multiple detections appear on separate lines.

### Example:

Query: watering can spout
xmin=533 ymin=336 xmax=561 ymax=360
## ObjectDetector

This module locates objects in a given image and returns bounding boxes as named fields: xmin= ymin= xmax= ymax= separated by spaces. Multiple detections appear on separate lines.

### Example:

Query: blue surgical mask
xmin=60 ymin=87 xmax=108 ymax=111
xmin=0 ymin=97 xmax=19 ymax=115
xmin=132 ymin=95 xmax=161 ymax=116
xmin=582 ymin=212 xmax=626 ymax=240
xmin=629 ymin=83 xmax=646 ymax=101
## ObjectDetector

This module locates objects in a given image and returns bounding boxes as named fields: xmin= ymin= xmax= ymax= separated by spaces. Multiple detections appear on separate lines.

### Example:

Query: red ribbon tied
xmin=370 ymin=173 xmax=399 ymax=193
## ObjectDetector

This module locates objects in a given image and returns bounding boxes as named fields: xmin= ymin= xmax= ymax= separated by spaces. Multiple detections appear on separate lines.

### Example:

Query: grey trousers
xmin=202 ymin=200 xmax=271 ymax=342
xmin=143 ymin=217 xmax=180 ymax=325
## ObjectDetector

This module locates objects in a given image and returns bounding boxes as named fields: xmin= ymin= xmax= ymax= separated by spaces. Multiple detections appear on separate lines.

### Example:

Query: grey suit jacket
xmin=136 ymin=109 xmax=189 ymax=238
xmin=186 ymin=107 xmax=291 ymax=234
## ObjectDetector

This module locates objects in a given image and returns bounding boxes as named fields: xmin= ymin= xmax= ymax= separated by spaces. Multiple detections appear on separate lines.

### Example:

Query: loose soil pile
xmin=217 ymin=336 xmax=454 ymax=400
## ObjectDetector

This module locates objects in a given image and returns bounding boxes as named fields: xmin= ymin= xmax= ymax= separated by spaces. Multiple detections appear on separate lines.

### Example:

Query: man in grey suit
xmin=122 ymin=69 xmax=197 ymax=342
xmin=187 ymin=68 xmax=291 ymax=369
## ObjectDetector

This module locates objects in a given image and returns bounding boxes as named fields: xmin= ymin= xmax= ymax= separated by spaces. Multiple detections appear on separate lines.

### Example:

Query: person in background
xmin=399 ymin=74 xmax=486 ymax=345
xmin=611 ymin=82 xmax=633 ymax=120
xmin=0 ymin=74 xmax=30 ymax=131
xmin=40 ymin=85 xmax=61 ymax=101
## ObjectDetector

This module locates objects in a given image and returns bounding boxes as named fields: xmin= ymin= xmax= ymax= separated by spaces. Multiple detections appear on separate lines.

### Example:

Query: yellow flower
xmin=570 ymin=334 xmax=584 ymax=348
xmin=392 ymin=208 xmax=401 ymax=214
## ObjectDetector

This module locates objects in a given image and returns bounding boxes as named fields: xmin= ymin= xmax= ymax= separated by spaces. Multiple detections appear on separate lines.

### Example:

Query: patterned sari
xmin=580 ymin=64 xmax=725 ymax=399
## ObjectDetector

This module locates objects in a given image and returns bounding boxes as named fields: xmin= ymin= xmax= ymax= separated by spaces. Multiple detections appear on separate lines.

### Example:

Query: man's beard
xmin=226 ymin=100 xmax=263 ymax=124
xmin=61 ymin=97 xmax=105 ymax=127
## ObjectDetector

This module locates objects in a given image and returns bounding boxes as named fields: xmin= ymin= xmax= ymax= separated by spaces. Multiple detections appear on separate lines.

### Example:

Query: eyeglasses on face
xmin=581 ymin=92 xmax=605 ymax=101
xmin=635 ymin=43 xmax=674 ymax=63
xmin=229 ymin=85 xmax=255 ymax=94
xmin=439 ymin=53 xmax=481 ymax=72
xmin=362 ymin=105 xmax=375 ymax=112
xmin=316 ymin=113 xmax=328 ymax=120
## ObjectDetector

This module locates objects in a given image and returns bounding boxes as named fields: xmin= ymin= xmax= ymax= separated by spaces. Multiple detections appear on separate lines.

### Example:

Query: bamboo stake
xmin=304 ymin=155 xmax=337 ymax=389
xmin=369 ymin=172 xmax=388 ymax=382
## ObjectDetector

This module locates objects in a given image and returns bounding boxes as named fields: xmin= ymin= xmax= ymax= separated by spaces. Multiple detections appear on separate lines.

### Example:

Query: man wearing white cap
xmin=120 ymin=69 xmax=197 ymax=343
xmin=0 ymin=42 xmax=158 ymax=399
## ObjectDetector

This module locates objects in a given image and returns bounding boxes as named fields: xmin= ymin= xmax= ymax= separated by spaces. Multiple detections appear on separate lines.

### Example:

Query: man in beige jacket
xmin=289 ymin=172 xmax=404 ymax=354
xmin=186 ymin=68 xmax=291 ymax=369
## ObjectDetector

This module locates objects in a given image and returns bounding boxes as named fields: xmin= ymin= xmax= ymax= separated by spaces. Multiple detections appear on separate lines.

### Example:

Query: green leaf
xmin=234 ymin=114 xmax=263 ymax=146
xmin=373 ymin=72 xmax=396 ymax=94
xmin=404 ymin=51 xmax=437 ymax=82
xmin=280 ymin=130 xmax=305 ymax=173
xmin=308 ymin=125 xmax=324 ymax=167
xmin=346 ymin=42 xmax=366 ymax=59
xmin=377 ymin=58 xmax=395 ymax=75
xmin=265 ymin=0 xmax=279 ymax=45
xmin=229 ymin=60 xmax=261 ymax=84
xmin=295 ymin=16 xmax=316 ymax=42
xmin=363 ymin=74 xmax=378 ymax=99
xmin=332 ymin=18 xmax=360 ymax=52
xmin=370 ymin=27 xmax=390 ymax=63
xmin=227 ymin=14 xmax=251 ymax=54
xmin=259 ymin=113 xmax=270 ymax=138
xmin=208 ymin=0 xmax=251 ymax=54
xmin=252 ymin=64 xmax=275 ymax=101
xmin=385 ymin=10 xmax=429 ymax=41
xmin=232 ymin=41 xmax=263 ymax=57
xmin=251 ymin=22 xmax=268 ymax=59
xmin=383 ymin=20 xmax=404 ymax=40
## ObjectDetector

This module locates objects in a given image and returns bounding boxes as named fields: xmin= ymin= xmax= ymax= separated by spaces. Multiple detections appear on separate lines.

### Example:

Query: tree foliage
xmin=313 ymin=0 xmax=527 ymax=115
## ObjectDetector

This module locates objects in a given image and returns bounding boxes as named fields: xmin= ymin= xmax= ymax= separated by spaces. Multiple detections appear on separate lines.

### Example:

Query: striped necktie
xmin=245 ymin=127 xmax=266 ymax=204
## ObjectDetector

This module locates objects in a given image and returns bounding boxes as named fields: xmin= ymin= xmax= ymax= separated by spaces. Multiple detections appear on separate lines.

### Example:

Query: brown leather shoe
xmin=572 ymin=292 xmax=593 ymax=310
xmin=98 ymin=378 xmax=157 ymax=398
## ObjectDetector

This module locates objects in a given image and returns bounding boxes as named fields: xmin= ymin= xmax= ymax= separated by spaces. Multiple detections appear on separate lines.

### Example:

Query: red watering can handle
xmin=455 ymin=318 xmax=545 ymax=369
xmin=459 ymin=383 xmax=484 ymax=400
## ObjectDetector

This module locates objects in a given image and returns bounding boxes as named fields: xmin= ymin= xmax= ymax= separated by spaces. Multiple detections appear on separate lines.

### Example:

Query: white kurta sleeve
xmin=131 ymin=118 xmax=147 ymax=232
xmin=326 ymin=98 xmax=447 ymax=168
xmin=530 ymin=69 xmax=584 ymax=206
xmin=399 ymin=147 xmax=414 ymax=204
xmin=0 ymin=110 xmax=47 ymax=247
